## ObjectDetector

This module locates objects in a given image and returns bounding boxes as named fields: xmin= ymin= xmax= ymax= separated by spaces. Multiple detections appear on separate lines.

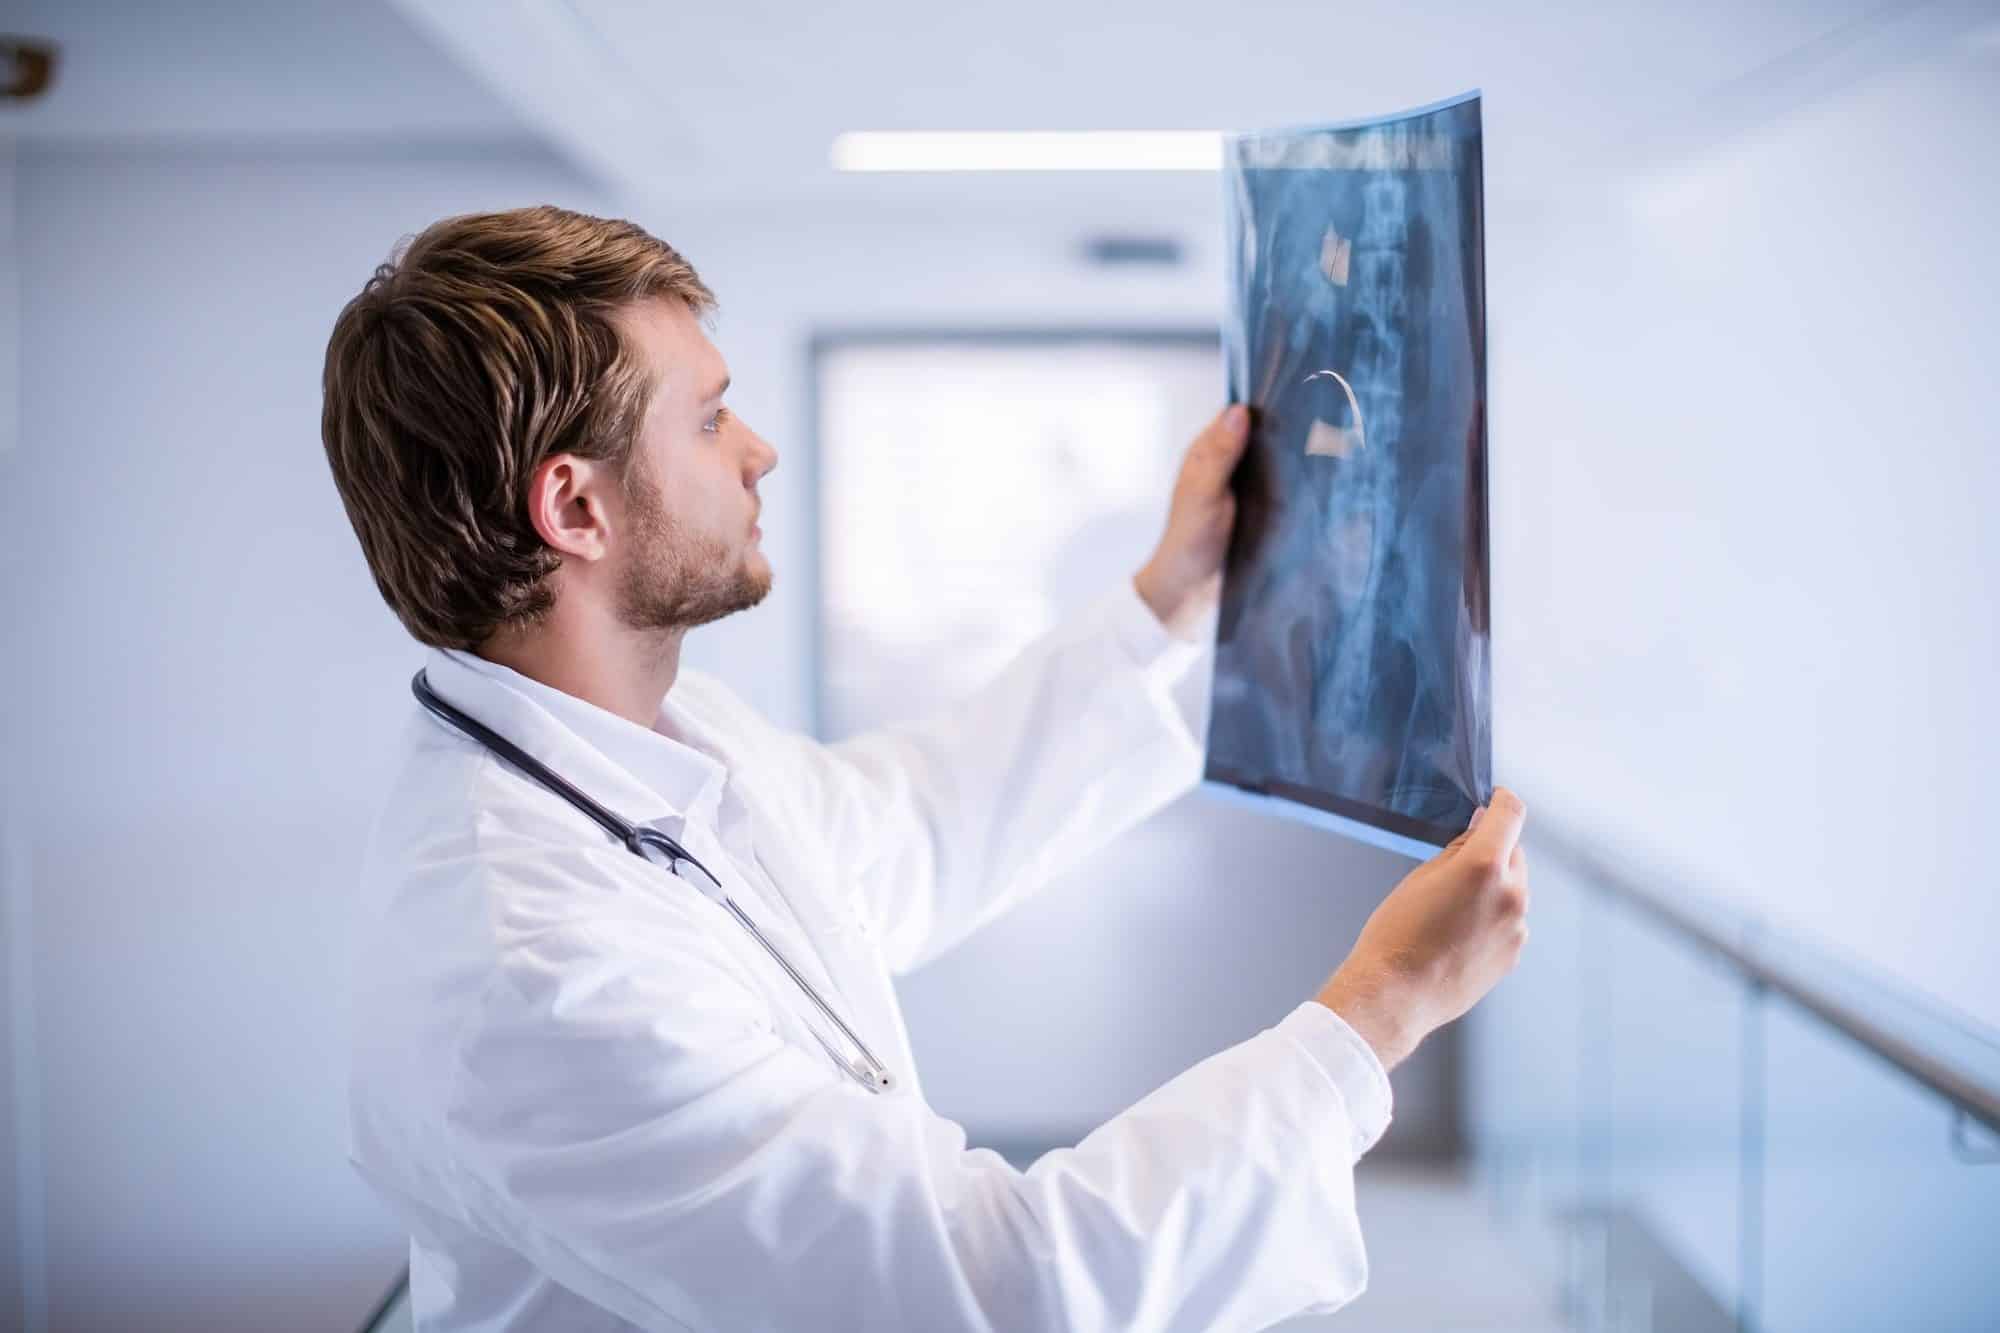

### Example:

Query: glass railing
xmin=1467 ymin=829 xmax=2000 ymax=1333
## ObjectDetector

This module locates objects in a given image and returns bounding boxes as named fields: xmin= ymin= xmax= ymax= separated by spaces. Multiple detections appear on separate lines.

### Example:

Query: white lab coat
xmin=347 ymin=581 xmax=1393 ymax=1332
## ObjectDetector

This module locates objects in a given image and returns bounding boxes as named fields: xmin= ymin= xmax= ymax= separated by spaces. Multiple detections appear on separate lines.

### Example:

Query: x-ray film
xmin=1205 ymin=92 xmax=1491 ymax=858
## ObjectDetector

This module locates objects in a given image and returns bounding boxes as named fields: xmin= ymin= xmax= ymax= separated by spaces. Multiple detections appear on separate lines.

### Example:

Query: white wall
xmin=1460 ymin=22 xmax=2000 ymax=1320
xmin=5 ymin=144 xmax=616 ymax=1332
xmin=2 ymin=131 xmax=32 ymax=1333
xmin=1486 ymin=28 xmax=2000 ymax=1032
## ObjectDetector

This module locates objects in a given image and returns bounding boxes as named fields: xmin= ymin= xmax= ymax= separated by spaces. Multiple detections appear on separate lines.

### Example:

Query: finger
xmin=1467 ymin=787 xmax=1526 ymax=865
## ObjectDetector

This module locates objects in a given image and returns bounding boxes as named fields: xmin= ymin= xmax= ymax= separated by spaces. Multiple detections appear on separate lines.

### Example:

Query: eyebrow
xmin=703 ymin=375 xmax=731 ymax=403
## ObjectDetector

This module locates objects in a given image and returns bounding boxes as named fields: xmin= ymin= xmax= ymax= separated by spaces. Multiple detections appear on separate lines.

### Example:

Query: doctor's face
xmin=610 ymin=298 xmax=778 ymax=632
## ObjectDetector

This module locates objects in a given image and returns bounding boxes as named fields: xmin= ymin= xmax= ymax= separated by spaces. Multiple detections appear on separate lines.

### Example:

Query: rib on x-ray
xmin=1205 ymin=93 xmax=1491 ymax=854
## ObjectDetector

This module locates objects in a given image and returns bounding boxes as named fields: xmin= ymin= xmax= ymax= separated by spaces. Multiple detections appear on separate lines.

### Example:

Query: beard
xmin=615 ymin=459 xmax=770 ymax=633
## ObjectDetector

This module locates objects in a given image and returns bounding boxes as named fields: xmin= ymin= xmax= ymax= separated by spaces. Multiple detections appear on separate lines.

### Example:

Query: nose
xmin=745 ymin=422 xmax=778 ymax=483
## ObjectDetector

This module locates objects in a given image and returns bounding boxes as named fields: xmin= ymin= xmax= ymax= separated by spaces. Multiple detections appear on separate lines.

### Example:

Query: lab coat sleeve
xmin=441 ymin=884 xmax=1394 ymax=1333
xmin=804 ymin=578 xmax=1212 ymax=974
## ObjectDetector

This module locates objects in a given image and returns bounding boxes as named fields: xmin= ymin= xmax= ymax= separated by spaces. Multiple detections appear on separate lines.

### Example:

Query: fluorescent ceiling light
xmin=831 ymin=131 xmax=1224 ymax=173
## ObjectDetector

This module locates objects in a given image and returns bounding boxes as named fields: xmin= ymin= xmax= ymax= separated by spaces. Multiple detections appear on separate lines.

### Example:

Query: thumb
xmin=1464 ymin=787 xmax=1526 ymax=864
xmin=1194 ymin=404 xmax=1251 ymax=471
xmin=1441 ymin=805 xmax=1481 ymax=854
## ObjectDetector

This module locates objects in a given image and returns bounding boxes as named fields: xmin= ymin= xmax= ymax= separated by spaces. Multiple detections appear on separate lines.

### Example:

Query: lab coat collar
xmin=421 ymin=648 xmax=726 ymax=831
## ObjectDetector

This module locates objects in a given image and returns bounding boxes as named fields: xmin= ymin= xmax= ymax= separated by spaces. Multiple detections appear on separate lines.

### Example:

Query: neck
xmin=478 ymin=603 xmax=685 ymax=730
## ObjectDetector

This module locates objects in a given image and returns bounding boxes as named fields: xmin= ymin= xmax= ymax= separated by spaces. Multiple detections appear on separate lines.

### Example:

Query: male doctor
xmin=324 ymin=205 xmax=1530 ymax=1333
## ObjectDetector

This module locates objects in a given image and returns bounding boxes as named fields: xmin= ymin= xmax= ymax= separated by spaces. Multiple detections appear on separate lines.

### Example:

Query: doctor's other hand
xmin=1315 ymin=788 xmax=1531 ymax=1071
xmin=1133 ymin=403 xmax=1250 ymax=640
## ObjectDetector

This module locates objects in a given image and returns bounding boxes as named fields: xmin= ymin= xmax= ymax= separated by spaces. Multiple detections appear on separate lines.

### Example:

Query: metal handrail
xmin=1533 ymin=824 xmax=2000 ymax=1138
xmin=356 ymin=1271 xmax=408 ymax=1333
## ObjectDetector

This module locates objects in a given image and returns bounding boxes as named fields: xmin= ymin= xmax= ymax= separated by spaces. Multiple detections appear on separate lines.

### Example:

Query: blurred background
xmin=1 ymin=1 xmax=1996 ymax=1329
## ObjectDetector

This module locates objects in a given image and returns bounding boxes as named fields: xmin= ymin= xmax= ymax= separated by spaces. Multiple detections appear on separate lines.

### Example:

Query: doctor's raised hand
xmin=1133 ymin=403 xmax=1252 ymax=638
xmin=1319 ymin=788 xmax=1533 ymax=1069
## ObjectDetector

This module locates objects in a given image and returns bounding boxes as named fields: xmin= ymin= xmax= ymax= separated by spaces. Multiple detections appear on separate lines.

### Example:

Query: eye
xmin=703 ymin=406 xmax=732 ymax=435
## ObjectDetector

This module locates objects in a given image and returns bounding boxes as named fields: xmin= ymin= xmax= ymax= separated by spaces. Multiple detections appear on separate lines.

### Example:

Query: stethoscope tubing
xmin=411 ymin=670 xmax=894 ymax=1094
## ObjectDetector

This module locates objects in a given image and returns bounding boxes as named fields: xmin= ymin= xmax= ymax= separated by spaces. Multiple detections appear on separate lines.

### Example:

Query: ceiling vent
xmin=1080 ymin=234 xmax=1186 ymax=268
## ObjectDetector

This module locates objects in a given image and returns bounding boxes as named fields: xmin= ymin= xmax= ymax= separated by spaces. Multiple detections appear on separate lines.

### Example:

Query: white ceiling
xmin=3 ymin=0 xmax=528 ymax=145
xmin=394 ymin=0 xmax=1895 ymax=205
xmin=8 ymin=0 xmax=1989 ymax=220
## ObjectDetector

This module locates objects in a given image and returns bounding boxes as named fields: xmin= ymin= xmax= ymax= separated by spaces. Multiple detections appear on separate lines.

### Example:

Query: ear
xmin=524 ymin=454 xmax=616 ymax=563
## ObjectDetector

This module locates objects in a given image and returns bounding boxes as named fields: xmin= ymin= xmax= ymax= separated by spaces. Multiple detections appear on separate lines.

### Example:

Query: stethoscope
xmin=411 ymin=670 xmax=896 ymax=1095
